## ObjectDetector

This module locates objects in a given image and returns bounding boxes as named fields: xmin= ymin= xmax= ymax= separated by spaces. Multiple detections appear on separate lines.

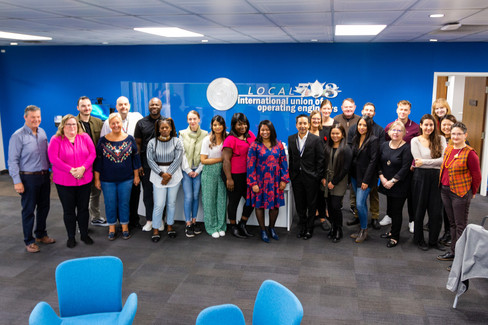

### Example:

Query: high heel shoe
xmin=260 ymin=230 xmax=270 ymax=243
xmin=268 ymin=227 xmax=279 ymax=240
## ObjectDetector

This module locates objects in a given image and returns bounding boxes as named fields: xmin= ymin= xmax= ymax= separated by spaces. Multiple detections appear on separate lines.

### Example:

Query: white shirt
xmin=297 ymin=131 xmax=309 ymax=156
xmin=100 ymin=111 xmax=143 ymax=137
xmin=200 ymin=135 xmax=223 ymax=159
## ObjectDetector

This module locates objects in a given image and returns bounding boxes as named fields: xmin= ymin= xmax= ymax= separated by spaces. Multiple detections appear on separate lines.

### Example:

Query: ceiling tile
xmin=203 ymin=13 xmax=275 ymax=27
xmin=267 ymin=12 xmax=332 ymax=27
xmin=143 ymin=15 xmax=221 ymax=28
xmin=412 ymin=0 xmax=488 ymax=10
xmin=395 ymin=9 xmax=480 ymax=26
xmin=250 ymin=0 xmax=331 ymax=13
xmin=334 ymin=0 xmax=417 ymax=11
xmin=163 ymin=0 xmax=258 ymax=14
xmin=334 ymin=11 xmax=403 ymax=25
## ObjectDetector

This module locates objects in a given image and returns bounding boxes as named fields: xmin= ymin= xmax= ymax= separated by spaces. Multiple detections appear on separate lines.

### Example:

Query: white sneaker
xmin=409 ymin=221 xmax=414 ymax=233
xmin=219 ymin=231 xmax=226 ymax=237
xmin=211 ymin=232 xmax=220 ymax=238
xmin=379 ymin=215 xmax=392 ymax=226
xmin=142 ymin=221 xmax=152 ymax=232
xmin=158 ymin=221 xmax=165 ymax=231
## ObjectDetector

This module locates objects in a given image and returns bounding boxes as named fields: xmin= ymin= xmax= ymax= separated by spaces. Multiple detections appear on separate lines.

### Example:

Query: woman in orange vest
xmin=437 ymin=122 xmax=481 ymax=271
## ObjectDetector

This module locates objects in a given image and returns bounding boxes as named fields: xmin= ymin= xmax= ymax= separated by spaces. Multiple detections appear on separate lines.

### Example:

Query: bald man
xmin=134 ymin=97 xmax=165 ymax=231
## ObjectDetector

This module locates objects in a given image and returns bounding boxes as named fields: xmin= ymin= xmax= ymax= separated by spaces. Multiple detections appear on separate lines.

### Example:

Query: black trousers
xmin=56 ymin=183 xmax=91 ymax=239
xmin=317 ymin=186 xmax=327 ymax=219
xmin=386 ymin=195 xmax=407 ymax=242
xmin=326 ymin=195 xmax=343 ymax=227
xmin=129 ymin=182 xmax=141 ymax=227
xmin=140 ymin=166 xmax=154 ymax=221
xmin=20 ymin=174 xmax=50 ymax=245
xmin=292 ymin=175 xmax=318 ymax=231
xmin=227 ymin=172 xmax=253 ymax=221
xmin=441 ymin=186 xmax=472 ymax=254
xmin=412 ymin=168 xmax=442 ymax=245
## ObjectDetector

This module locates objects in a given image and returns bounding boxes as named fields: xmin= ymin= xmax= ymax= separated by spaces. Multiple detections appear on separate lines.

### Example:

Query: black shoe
xmin=185 ymin=224 xmax=195 ymax=238
xmin=239 ymin=220 xmax=254 ymax=237
xmin=232 ymin=225 xmax=246 ymax=239
xmin=439 ymin=232 xmax=451 ymax=246
xmin=320 ymin=220 xmax=330 ymax=231
xmin=371 ymin=219 xmax=381 ymax=230
xmin=192 ymin=223 xmax=202 ymax=235
xmin=297 ymin=229 xmax=306 ymax=238
xmin=81 ymin=235 xmax=94 ymax=245
xmin=437 ymin=252 xmax=455 ymax=261
xmin=346 ymin=217 xmax=359 ymax=226
xmin=67 ymin=238 xmax=77 ymax=248
xmin=332 ymin=226 xmax=343 ymax=243
xmin=303 ymin=231 xmax=313 ymax=240
xmin=380 ymin=232 xmax=392 ymax=239
xmin=151 ymin=233 xmax=161 ymax=243
xmin=447 ymin=265 xmax=452 ymax=272
xmin=418 ymin=241 xmax=429 ymax=251
xmin=327 ymin=225 xmax=336 ymax=239
xmin=167 ymin=229 xmax=177 ymax=238
xmin=429 ymin=243 xmax=446 ymax=251
xmin=386 ymin=239 xmax=398 ymax=248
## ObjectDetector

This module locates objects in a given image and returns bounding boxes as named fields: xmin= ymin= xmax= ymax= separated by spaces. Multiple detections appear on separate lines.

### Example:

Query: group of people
xmin=8 ymin=96 xmax=481 ymax=270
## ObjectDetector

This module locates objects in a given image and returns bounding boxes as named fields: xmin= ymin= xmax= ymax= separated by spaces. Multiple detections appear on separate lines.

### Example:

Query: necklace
xmin=444 ymin=147 xmax=464 ymax=169
xmin=158 ymin=135 xmax=171 ymax=142
xmin=387 ymin=140 xmax=403 ymax=166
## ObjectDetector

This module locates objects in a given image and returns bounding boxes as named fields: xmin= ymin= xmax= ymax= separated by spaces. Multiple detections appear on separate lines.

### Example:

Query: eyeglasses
xmin=65 ymin=123 xmax=77 ymax=127
xmin=391 ymin=129 xmax=403 ymax=133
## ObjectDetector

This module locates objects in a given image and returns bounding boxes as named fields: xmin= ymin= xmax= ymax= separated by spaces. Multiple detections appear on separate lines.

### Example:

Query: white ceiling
xmin=0 ymin=0 xmax=487 ymax=46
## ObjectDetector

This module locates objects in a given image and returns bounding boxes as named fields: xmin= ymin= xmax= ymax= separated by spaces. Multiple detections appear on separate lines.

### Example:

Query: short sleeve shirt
xmin=222 ymin=131 xmax=256 ymax=174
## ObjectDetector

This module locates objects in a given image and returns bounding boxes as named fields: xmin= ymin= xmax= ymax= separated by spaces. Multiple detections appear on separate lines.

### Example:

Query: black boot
xmin=231 ymin=225 xmax=246 ymax=239
xmin=327 ymin=224 xmax=336 ymax=239
xmin=239 ymin=220 xmax=254 ymax=237
xmin=333 ymin=226 xmax=343 ymax=243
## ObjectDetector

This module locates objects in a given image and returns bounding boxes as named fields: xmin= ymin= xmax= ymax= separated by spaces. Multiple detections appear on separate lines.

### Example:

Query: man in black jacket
xmin=288 ymin=114 xmax=325 ymax=239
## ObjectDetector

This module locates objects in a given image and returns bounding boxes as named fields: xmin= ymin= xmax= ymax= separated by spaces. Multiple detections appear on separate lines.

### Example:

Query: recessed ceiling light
xmin=201 ymin=39 xmax=208 ymax=43
xmin=0 ymin=31 xmax=52 ymax=41
xmin=429 ymin=39 xmax=438 ymax=42
xmin=134 ymin=27 xmax=203 ymax=38
xmin=10 ymin=42 xmax=18 ymax=45
xmin=311 ymin=39 xmax=318 ymax=42
xmin=335 ymin=25 xmax=386 ymax=36
xmin=102 ymin=42 xmax=109 ymax=45
xmin=430 ymin=14 xmax=445 ymax=18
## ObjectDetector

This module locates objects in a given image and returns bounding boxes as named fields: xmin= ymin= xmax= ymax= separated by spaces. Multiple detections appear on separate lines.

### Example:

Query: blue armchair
xmin=252 ymin=279 xmax=303 ymax=325
xmin=196 ymin=304 xmax=245 ymax=325
xmin=29 ymin=256 xmax=137 ymax=325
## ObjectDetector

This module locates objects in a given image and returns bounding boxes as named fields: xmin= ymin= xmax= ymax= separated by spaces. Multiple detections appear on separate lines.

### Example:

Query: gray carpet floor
xmin=0 ymin=174 xmax=487 ymax=324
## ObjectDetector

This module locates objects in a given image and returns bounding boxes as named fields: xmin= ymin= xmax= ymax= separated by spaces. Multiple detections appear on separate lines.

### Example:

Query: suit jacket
xmin=288 ymin=132 xmax=325 ymax=182
xmin=351 ymin=135 xmax=379 ymax=187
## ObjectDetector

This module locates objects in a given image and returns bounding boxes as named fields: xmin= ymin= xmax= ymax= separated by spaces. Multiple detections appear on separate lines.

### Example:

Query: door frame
xmin=433 ymin=72 xmax=488 ymax=196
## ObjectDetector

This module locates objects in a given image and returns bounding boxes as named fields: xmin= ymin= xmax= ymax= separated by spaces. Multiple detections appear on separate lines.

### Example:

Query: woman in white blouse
xmin=200 ymin=115 xmax=228 ymax=238
xmin=411 ymin=114 xmax=446 ymax=251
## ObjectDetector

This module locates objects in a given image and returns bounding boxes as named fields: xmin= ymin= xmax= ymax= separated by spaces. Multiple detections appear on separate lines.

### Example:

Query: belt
xmin=157 ymin=162 xmax=172 ymax=166
xmin=20 ymin=170 xmax=49 ymax=175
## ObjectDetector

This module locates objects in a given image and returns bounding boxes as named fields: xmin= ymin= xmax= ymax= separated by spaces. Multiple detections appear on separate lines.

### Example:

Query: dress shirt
xmin=100 ymin=111 xmax=143 ymax=137
xmin=8 ymin=124 xmax=50 ymax=184
xmin=297 ymin=131 xmax=309 ymax=156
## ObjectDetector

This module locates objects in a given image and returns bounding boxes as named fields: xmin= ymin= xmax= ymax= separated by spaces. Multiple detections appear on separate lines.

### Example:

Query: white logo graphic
xmin=294 ymin=80 xmax=341 ymax=98
xmin=206 ymin=78 xmax=238 ymax=111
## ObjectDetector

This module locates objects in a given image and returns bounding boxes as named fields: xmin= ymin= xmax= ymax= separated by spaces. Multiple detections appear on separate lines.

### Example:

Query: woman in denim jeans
xmin=349 ymin=115 xmax=379 ymax=243
xmin=147 ymin=118 xmax=184 ymax=242
xmin=179 ymin=111 xmax=208 ymax=238
xmin=94 ymin=113 xmax=141 ymax=241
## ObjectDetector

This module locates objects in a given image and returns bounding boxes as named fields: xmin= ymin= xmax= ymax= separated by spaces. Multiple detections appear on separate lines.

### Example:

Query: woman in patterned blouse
xmin=94 ymin=113 xmax=141 ymax=241
xmin=246 ymin=120 xmax=289 ymax=243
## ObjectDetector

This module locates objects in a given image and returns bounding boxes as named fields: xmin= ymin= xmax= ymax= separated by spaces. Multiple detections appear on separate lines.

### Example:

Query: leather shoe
xmin=297 ymin=228 xmax=306 ymax=238
xmin=151 ymin=234 xmax=161 ymax=243
xmin=81 ymin=236 xmax=94 ymax=245
xmin=239 ymin=221 xmax=254 ymax=237
xmin=303 ymin=231 xmax=313 ymax=240
xmin=36 ymin=236 xmax=56 ymax=244
xmin=429 ymin=243 xmax=446 ymax=251
xmin=386 ymin=239 xmax=398 ymax=248
xmin=371 ymin=219 xmax=381 ymax=230
xmin=232 ymin=225 xmax=246 ymax=239
xmin=26 ymin=243 xmax=40 ymax=253
xmin=418 ymin=241 xmax=429 ymax=251
xmin=268 ymin=227 xmax=279 ymax=240
xmin=437 ymin=252 xmax=455 ymax=261
xmin=67 ymin=238 xmax=77 ymax=248
xmin=346 ymin=217 xmax=359 ymax=226
xmin=332 ymin=226 xmax=343 ymax=243
xmin=260 ymin=230 xmax=270 ymax=243
xmin=380 ymin=232 xmax=392 ymax=239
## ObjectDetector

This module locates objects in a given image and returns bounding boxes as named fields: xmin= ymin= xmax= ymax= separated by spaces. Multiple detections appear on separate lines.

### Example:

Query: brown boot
xmin=350 ymin=230 xmax=360 ymax=239
xmin=355 ymin=228 xmax=368 ymax=243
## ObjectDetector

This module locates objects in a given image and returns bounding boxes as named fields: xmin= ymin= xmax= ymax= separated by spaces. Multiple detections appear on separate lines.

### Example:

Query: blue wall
xmin=1 ymin=42 xmax=488 ymax=162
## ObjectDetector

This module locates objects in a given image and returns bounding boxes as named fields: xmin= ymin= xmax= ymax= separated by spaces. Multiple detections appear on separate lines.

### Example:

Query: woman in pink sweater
xmin=48 ymin=114 xmax=96 ymax=248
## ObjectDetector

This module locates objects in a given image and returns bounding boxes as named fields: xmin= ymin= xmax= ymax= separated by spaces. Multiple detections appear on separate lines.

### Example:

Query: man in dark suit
xmin=288 ymin=114 xmax=325 ymax=239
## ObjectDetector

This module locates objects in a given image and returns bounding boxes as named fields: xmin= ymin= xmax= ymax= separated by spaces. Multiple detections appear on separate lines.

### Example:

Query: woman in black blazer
xmin=349 ymin=115 xmax=379 ymax=243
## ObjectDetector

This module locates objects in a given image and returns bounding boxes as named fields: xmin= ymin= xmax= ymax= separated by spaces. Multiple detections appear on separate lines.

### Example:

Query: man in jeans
xmin=76 ymin=96 xmax=106 ymax=226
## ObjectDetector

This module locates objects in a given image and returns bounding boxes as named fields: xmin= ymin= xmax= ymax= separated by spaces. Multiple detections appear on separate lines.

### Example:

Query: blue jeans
xmin=182 ymin=170 xmax=201 ymax=222
xmin=152 ymin=183 xmax=180 ymax=228
xmin=351 ymin=178 xmax=371 ymax=230
xmin=101 ymin=179 xmax=133 ymax=225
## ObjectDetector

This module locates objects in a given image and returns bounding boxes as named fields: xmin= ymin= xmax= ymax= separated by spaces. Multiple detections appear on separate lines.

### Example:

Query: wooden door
xmin=462 ymin=77 xmax=488 ymax=160
xmin=436 ymin=76 xmax=448 ymax=99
